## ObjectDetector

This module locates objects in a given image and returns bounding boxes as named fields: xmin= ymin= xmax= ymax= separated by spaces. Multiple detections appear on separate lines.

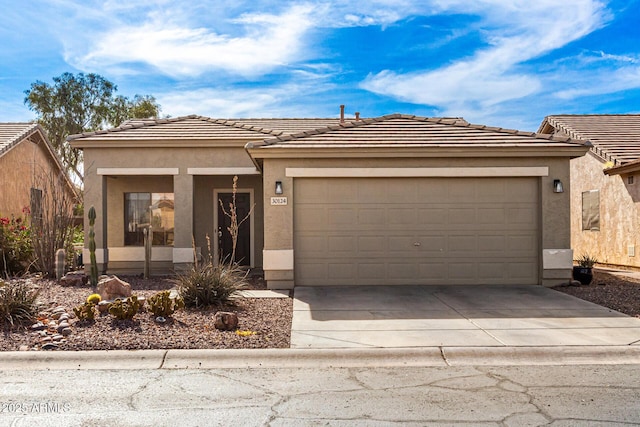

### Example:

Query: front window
xmin=125 ymin=193 xmax=174 ymax=246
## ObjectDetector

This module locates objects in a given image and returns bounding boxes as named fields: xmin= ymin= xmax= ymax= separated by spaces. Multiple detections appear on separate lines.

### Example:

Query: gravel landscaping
xmin=2 ymin=269 xmax=639 ymax=352
xmin=0 ymin=274 xmax=292 ymax=351
xmin=553 ymin=269 xmax=640 ymax=318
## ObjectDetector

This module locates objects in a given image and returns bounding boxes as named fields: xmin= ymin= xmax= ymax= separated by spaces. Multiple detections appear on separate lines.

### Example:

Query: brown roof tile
xmin=0 ymin=122 xmax=39 ymax=156
xmin=538 ymin=114 xmax=640 ymax=165
xmin=249 ymin=115 xmax=585 ymax=149
xmin=67 ymin=116 xmax=349 ymax=143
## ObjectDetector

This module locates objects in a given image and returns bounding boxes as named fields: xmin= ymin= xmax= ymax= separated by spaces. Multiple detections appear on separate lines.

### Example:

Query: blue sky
xmin=1 ymin=0 xmax=639 ymax=131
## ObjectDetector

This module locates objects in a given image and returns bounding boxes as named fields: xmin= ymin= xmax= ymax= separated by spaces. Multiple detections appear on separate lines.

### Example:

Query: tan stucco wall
xmin=261 ymin=155 xmax=573 ymax=288
xmin=570 ymin=152 xmax=640 ymax=268
xmin=83 ymin=146 xmax=255 ymax=170
xmin=81 ymin=143 xmax=262 ymax=274
xmin=0 ymin=137 xmax=70 ymax=218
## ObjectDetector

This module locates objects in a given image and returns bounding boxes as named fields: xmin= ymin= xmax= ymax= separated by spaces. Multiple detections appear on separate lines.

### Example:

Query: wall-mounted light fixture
xmin=275 ymin=181 xmax=283 ymax=195
xmin=553 ymin=179 xmax=564 ymax=193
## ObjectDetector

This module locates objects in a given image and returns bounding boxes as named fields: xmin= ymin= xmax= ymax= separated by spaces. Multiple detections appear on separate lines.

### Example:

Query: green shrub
xmin=176 ymin=261 xmax=248 ymax=308
xmin=148 ymin=290 xmax=184 ymax=317
xmin=73 ymin=301 xmax=96 ymax=321
xmin=0 ymin=213 xmax=33 ymax=277
xmin=0 ymin=279 xmax=40 ymax=328
xmin=108 ymin=295 xmax=141 ymax=320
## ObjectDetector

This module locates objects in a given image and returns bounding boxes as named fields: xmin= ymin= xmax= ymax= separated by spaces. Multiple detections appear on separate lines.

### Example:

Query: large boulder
xmin=97 ymin=276 xmax=132 ymax=301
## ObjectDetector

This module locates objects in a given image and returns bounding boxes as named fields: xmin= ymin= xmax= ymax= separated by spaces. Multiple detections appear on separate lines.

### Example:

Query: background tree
xmin=24 ymin=72 xmax=161 ymax=182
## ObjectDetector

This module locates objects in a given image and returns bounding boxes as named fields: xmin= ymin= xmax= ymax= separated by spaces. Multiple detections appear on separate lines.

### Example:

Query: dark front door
xmin=217 ymin=192 xmax=251 ymax=266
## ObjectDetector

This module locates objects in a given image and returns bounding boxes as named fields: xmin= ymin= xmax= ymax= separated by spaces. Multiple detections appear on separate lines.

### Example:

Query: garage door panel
xmin=359 ymin=208 xmax=386 ymax=225
xmin=449 ymin=208 xmax=477 ymax=224
xmin=478 ymin=235 xmax=506 ymax=252
xmin=294 ymin=177 xmax=539 ymax=286
xmin=328 ymin=263 xmax=355 ymax=280
xmin=359 ymin=263 xmax=386 ymax=279
xmin=327 ymin=236 xmax=356 ymax=252
xmin=478 ymin=208 xmax=506 ymax=224
xmin=418 ymin=208 xmax=447 ymax=224
xmin=388 ymin=263 xmax=420 ymax=279
xmin=358 ymin=236 xmax=387 ymax=252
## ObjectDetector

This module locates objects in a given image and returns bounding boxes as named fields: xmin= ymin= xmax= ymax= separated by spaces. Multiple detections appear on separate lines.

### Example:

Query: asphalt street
xmin=1 ymin=363 xmax=639 ymax=426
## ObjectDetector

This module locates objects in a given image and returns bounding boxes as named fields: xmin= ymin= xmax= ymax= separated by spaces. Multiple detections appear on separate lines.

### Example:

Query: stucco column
xmin=83 ymin=173 xmax=108 ymax=274
xmin=173 ymin=172 xmax=194 ymax=270
xmin=262 ymin=161 xmax=295 ymax=289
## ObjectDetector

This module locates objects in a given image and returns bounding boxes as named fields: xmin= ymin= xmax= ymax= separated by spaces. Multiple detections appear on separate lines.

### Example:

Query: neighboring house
xmin=69 ymin=114 xmax=588 ymax=288
xmin=0 ymin=123 xmax=76 ymax=219
xmin=538 ymin=114 xmax=640 ymax=269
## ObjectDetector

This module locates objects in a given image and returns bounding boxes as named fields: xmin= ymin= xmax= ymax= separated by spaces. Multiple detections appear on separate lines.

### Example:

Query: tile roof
xmin=67 ymin=115 xmax=348 ymax=142
xmin=538 ymin=114 xmax=640 ymax=166
xmin=0 ymin=122 xmax=39 ymax=157
xmin=248 ymin=114 xmax=585 ymax=149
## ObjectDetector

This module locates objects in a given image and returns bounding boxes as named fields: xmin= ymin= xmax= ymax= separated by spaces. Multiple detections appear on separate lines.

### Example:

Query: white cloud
xmin=66 ymin=4 xmax=315 ymax=78
xmin=554 ymin=65 xmax=640 ymax=99
xmin=361 ymin=1 xmax=609 ymax=112
xmin=157 ymin=81 xmax=337 ymax=118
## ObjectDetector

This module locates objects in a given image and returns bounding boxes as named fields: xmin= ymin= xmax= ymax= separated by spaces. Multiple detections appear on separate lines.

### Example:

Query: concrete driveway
xmin=291 ymin=285 xmax=640 ymax=348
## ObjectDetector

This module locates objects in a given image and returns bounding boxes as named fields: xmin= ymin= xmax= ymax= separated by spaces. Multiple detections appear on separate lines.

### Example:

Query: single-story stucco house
xmin=69 ymin=113 xmax=588 ymax=289
xmin=0 ymin=122 xmax=77 ymax=218
xmin=538 ymin=114 xmax=640 ymax=269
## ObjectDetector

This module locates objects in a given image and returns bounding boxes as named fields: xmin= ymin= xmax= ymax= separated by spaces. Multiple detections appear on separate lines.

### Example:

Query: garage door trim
xmin=286 ymin=167 xmax=549 ymax=178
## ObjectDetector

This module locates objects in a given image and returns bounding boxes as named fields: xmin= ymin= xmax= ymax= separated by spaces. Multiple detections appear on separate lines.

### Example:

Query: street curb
xmin=0 ymin=346 xmax=639 ymax=370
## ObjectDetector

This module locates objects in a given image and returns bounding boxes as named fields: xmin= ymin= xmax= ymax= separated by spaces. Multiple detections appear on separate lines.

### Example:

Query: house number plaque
xmin=270 ymin=197 xmax=288 ymax=206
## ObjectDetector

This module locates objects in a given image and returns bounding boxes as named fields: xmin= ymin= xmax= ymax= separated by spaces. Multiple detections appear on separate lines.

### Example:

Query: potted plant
xmin=573 ymin=254 xmax=597 ymax=285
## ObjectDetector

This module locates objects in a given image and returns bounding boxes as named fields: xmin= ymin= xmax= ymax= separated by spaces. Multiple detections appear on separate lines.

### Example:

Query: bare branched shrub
xmin=30 ymin=168 xmax=78 ymax=277
xmin=218 ymin=175 xmax=254 ymax=264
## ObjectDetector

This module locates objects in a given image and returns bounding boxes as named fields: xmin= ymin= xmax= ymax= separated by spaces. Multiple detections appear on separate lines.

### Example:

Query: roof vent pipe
xmin=355 ymin=112 xmax=360 ymax=121
xmin=340 ymin=105 xmax=345 ymax=123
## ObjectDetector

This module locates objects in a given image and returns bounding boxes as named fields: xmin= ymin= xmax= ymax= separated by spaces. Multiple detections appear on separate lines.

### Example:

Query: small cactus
xmin=55 ymin=249 xmax=66 ymax=280
xmin=148 ymin=290 xmax=184 ymax=317
xmin=86 ymin=293 xmax=102 ymax=305
xmin=73 ymin=302 xmax=96 ymax=321
xmin=108 ymin=295 xmax=140 ymax=320
xmin=88 ymin=206 xmax=98 ymax=289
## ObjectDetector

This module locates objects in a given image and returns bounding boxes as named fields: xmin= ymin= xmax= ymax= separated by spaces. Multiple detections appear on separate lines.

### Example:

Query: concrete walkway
xmin=291 ymin=285 xmax=640 ymax=349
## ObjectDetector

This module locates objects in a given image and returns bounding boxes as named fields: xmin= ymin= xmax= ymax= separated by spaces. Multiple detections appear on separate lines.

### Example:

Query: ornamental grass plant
xmin=0 ymin=279 xmax=40 ymax=328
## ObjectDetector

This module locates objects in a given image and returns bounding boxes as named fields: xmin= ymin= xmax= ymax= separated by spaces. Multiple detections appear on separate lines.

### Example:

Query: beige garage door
xmin=294 ymin=177 xmax=539 ymax=286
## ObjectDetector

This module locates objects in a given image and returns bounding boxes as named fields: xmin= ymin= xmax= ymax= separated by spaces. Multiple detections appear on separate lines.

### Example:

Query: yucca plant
xmin=0 ymin=279 xmax=41 ymax=328
xmin=176 ymin=261 xmax=248 ymax=309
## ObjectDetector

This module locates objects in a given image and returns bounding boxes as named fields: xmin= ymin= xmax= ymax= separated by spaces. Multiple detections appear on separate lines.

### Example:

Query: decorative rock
xmin=155 ymin=316 xmax=166 ymax=324
xmin=52 ymin=334 xmax=64 ymax=341
xmin=214 ymin=311 xmax=239 ymax=331
xmin=97 ymin=301 xmax=111 ymax=314
xmin=41 ymin=343 xmax=59 ymax=350
xmin=31 ymin=322 xmax=46 ymax=331
xmin=570 ymin=280 xmax=582 ymax=287
xmin=97 ymin=276 xmax=132 ymax=301
xmin=58 ymin=313 xmax=69 ymax=322
xmin=57 ymin=322 xmax=70 ymax=333
xmin=19 ymin=345 xmax=29 ymax=351
xmin=38 ymin=331 xmax=48 ymax=338
xmin=40 ymin=336 xmax=52 ymax=343
xmin=61 ymin=328 xmax=72 ymax=336
xmin=59 ymin=271 xmax=88 ymax=287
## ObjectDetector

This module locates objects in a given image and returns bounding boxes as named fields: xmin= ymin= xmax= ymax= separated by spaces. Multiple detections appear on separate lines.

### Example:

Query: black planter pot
xmin=573 ymin=266 xmax=593 ymax=285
